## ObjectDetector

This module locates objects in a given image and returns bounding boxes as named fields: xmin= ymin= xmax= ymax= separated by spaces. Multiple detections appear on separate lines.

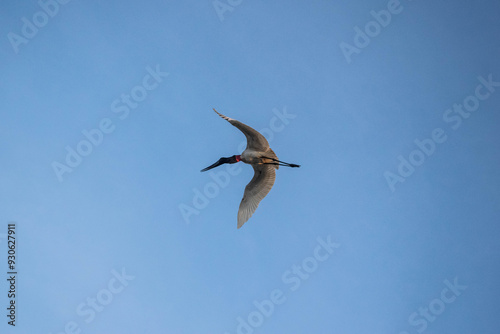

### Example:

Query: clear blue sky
xmin=1 ymin=1 xmax=499 ymax=333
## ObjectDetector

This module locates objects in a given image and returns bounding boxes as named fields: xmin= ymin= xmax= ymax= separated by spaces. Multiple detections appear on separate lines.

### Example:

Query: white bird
xmin=201 ymin=109 xmax=300 ymax=228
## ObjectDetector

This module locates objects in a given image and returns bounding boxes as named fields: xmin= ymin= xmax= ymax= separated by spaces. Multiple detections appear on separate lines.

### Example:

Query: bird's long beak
xmin=201 ymin=156 xmax=240 ymax=172
xmin=200 ymin=159 xmax=224 ymax=172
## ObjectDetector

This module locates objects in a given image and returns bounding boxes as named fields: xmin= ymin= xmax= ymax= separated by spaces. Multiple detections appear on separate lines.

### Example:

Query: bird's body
xmin=241 ymin=147 xmax=278 ymax=166
xmin=201 ymin=109 xmax=300 ymax=228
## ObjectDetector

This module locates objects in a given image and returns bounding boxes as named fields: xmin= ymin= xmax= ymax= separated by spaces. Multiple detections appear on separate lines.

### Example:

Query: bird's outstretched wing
xmin=213 ymin=108 xmax=270 ymax=152
xmin=237 ymin=164 xmax=276 ymax=228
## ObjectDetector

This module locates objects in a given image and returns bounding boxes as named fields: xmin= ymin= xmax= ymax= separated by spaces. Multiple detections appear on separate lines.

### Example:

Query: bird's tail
xmin=265 ymin=148 xmax=279 ymax=170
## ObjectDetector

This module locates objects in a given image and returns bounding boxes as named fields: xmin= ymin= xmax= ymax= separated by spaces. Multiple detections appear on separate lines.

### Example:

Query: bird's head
xmin=201 ymin=155 xmax=241 ymax=172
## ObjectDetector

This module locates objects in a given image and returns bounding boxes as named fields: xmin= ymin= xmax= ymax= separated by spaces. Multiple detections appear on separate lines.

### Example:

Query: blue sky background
xmin=1 ymin=1 xmax=499 ymax=333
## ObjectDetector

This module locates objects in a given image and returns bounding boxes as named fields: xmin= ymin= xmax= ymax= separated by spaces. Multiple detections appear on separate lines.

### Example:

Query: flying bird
xmin=201 ymin=109 xmax=300 ymax=228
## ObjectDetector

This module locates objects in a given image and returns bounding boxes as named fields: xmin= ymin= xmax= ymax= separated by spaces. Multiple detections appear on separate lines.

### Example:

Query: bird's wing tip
xmin=212 ymin=108 xmax=232 ymax=122
xmin=237 ymin=219 xmax=246 ymax=229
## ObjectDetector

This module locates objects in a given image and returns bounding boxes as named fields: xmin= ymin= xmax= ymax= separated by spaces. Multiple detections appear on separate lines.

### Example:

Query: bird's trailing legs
xmin=262 ymin=156 xmax=300 ymax=168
